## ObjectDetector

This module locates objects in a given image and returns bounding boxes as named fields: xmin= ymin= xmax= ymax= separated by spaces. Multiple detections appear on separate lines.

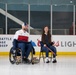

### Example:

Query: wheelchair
xmin=9 ymin=47 xmax=34 ymax=65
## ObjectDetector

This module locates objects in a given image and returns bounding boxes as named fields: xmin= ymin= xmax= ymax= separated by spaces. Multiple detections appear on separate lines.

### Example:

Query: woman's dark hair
xmin=41 ymin=26 xmax=51 ymax=44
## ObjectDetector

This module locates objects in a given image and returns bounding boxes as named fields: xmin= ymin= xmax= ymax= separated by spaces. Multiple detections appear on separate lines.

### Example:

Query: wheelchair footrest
xmin=16 ymin=56 xmax=22 ymax=63
xmin=31 ymin=57 xmax=39 ymax=64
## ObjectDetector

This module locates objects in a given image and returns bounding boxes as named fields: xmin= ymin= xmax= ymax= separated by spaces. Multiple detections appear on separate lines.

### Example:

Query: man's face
xmin=22 ymin=25 xmax=28 ymax=31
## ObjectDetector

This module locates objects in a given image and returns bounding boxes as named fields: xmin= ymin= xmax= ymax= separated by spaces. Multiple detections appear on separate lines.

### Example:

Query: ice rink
xmin=0 ymin=56 xmax=76 ymax=75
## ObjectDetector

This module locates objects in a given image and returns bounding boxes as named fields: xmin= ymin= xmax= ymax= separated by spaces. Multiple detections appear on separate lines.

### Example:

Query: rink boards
xmin=0 ymin=35 xmax=76 ymax=55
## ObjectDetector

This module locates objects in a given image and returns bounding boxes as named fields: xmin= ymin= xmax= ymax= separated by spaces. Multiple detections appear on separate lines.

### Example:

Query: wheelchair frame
xmin=9 ymin=47 xmax=34 ymax=65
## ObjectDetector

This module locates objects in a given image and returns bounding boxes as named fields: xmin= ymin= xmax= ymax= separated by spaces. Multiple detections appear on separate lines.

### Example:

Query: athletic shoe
xmin=45 ymin=57 xmax=50 ymax=63
xmin=46 ymin=60 xmax=50 ymax=63
xmin=23 ymin=58 xmax=31 ymax=64
xmin=52 ymin=59 xmax=57 ymax=63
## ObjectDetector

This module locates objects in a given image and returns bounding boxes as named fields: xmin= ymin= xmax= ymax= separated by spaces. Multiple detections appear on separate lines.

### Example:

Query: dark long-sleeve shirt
xmin=41 ymin=34 xmax=54 ymax=47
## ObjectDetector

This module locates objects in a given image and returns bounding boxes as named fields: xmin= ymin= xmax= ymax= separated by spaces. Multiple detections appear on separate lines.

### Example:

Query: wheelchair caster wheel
xmin=16 ymin=62 xmax=19 ymax=65
xmin=31 ymin=60 xmax=34 ymax=65
xmin=32 ymin=62 xmax=34 ymax=65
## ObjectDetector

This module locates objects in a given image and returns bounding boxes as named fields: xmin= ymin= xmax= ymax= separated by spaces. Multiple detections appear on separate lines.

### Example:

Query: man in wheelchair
xmin=12 ymin=22 xmax=34 ymax=64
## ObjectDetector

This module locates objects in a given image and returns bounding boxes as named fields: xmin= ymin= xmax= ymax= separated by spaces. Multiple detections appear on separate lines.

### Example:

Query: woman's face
xmin=44 ymin=26 xmax=49 ymax=33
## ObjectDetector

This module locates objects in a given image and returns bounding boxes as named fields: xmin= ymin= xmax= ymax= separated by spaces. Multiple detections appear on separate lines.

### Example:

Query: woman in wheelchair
xmin=12 ymin=22 xmax=34 ymax=64
xmin=40 ymin=26 xmax=57 ymax=63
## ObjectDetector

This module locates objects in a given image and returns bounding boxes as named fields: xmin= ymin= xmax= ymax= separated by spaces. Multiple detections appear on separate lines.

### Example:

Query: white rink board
xmin=52 ymin=35 xmax=76 ymax=52
xmin=0 ymin=35 xmax=76 ymax=52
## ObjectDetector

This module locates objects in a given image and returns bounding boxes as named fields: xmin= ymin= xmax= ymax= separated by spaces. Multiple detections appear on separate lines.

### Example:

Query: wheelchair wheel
xmin=9 ymin=47 xmax=15 ymax=64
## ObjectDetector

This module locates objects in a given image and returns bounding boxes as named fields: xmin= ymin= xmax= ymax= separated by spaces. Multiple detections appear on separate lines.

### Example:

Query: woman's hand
xmin=52 ymin=41 xmax=55 ymax=46
xmin=44 ymin=44 xmax=46 ymax=47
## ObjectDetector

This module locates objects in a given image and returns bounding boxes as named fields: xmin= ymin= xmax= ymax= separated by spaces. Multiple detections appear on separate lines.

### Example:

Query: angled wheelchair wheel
xmin=9 ymin=47 xmax=15 ymax=64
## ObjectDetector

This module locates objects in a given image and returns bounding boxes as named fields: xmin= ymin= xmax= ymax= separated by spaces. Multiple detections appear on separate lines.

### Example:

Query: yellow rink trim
xmin=0 ymin=52 xmax=9 ymax=56
xmin=36 ymin=52 xmax=76 ymax=55
xmin=0 ymin=52 xmax=76 ymax=56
